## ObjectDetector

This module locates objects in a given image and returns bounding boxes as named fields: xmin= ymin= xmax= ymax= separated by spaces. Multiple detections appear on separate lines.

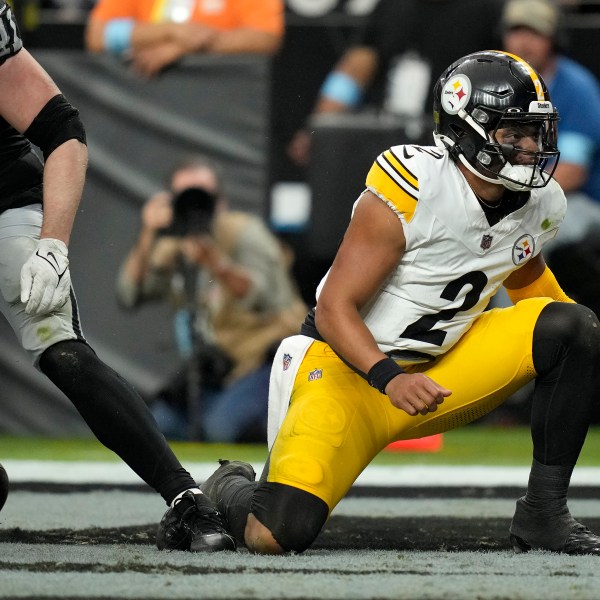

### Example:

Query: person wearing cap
xmin=503 ymin=0 xmax=600 ymax=253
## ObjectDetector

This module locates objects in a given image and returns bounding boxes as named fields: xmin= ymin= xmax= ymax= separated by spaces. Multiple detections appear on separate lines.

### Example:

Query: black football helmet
xmin=433 ymin=50 xmax=559 ymax=191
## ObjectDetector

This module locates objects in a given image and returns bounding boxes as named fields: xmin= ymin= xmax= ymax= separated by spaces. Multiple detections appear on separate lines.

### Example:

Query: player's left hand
xmin=385 ymin=372 xmax=451 ymax=416
xmin=20 ymin=238 xmax=71 ymax=315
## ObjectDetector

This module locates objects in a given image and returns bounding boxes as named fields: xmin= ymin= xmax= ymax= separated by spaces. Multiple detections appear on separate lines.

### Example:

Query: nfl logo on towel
xmin=308 ymin=368 xmax=323 ymax=381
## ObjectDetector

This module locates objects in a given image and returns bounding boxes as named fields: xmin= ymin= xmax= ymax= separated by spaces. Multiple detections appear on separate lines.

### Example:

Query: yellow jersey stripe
xmin=370 ymin=153 xmax=419 ymax=199
xmin=383 ymin=148 xmax=419 ymax=191
xmin=366 ymin=158 xmax=419 ymax=222
xmin=367 ymin=157 xmax=419 ymax=202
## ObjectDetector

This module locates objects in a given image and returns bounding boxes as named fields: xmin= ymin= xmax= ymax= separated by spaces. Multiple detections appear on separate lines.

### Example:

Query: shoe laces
xmin=177 ymin=494 xmax=227 ymax=536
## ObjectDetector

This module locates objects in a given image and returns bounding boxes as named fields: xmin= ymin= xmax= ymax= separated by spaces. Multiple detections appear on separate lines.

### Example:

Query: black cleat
xmin=156 ymin=490 xmax=236 ymax=552
xmin=510 ymin=496 xmax=600 ymax=555
xmin=201 ymin=459 xmax=256 ymax=512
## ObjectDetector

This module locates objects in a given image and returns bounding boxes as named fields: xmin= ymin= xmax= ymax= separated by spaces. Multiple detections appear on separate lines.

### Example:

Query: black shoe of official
xmin=156 ymin=490 xmax=236 ymax=552
xmin=509 ymin=496 xmax=600 ymax=555
xmin=200 ymin=459 xmax=256 ymax=513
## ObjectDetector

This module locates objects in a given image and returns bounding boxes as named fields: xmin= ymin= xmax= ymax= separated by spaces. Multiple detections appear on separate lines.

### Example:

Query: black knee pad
xmin=533 ymin=302 xmax=600 ymax=375
xmin=250 ymin=482 xmax=329 ymax=553
xmin=39 ymin=339 xmax=95 ymax=378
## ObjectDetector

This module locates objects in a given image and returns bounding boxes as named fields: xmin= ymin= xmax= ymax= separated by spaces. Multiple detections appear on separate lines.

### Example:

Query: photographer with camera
xmin=117 ymin=155 xmax=306 ymax=442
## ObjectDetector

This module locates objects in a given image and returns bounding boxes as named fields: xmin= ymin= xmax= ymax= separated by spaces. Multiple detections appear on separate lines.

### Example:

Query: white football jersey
xmin=316 ymin=145 xmax=567 ymax=362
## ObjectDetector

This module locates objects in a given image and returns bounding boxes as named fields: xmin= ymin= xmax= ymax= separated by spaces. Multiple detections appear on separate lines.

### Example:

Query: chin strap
xmin=498 ymin=163 xmax=544 ymax=191
xmin=456 ymin=153 xmax=500 ymax=184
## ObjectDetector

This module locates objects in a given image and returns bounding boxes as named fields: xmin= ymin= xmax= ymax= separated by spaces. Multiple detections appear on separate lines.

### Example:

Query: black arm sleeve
xmin=23 ymin=94 xmax=87 ymax=160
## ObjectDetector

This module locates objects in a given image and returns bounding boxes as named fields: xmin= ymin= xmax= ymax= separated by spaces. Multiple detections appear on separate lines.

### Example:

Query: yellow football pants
xmin=267 ymin=297 xmax=553 ymax=512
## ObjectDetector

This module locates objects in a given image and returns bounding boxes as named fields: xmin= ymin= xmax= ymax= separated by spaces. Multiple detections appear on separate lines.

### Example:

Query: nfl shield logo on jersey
xmin=282 ymin=353 xmax=292 ymax=371
xmin=308 ymin=368 xmax=323 ymax=381
xmin=480 ymin=234 xmax=493 ymax=250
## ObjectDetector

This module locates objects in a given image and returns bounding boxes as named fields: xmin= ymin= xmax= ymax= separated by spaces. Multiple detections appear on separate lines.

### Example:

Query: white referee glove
xmin=20 ymin=238 xmax=71 ymax=315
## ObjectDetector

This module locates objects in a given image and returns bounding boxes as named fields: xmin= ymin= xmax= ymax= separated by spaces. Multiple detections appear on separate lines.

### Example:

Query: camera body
xmin=162 ymin=187 xmax=218 ymax=237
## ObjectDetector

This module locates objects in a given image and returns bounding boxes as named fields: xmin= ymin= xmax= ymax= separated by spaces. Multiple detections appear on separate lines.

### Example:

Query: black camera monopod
xmin=169 ymin=187 xmax=218 ymax=439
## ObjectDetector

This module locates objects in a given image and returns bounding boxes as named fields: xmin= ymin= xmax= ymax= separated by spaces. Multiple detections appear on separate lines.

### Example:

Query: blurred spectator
xmin=84 ymin=0 xmax=284 ymax=76
xmin=117 ymin=155 xmax=306 ymax=442
xmin=287 ymin=0 xmax=506 ymax=167
xmin=502 ymin=0 xmax=600 ymax=311
xmin=503 ymin=0 xmax=600 ymax=210
xmin=482 ymin=0 xmax=600 ymax=427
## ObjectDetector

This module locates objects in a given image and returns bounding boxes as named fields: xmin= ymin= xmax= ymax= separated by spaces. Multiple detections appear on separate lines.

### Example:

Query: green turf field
xmin=2 ymin=425 xmax=600 ymax=466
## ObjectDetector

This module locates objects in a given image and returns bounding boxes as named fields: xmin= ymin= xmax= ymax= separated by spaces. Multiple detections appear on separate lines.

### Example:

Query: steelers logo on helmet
xmin=441 ymin=75 xmax=472 ymax=115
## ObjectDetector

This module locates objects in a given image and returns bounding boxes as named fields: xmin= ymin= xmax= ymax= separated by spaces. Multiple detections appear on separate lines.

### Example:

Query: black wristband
xmin=367 ymin=357 xmax=406 ymax=394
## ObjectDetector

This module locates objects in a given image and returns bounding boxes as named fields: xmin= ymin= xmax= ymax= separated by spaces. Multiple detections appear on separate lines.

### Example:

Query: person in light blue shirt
xmin=502 ymin=0 xmax=600 ymax=246
xmin=490 ymin=0 xmax=600 ymax=424
xmin=548 ymin=56 xmax=600 ymax=206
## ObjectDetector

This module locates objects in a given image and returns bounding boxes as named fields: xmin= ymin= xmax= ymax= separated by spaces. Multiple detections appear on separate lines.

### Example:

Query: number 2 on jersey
xmin=398 ymin=271 xmax=488 ymax=346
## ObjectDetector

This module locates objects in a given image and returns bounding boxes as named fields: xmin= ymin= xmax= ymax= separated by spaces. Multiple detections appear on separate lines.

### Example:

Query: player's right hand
xmin=385 ymin=372 xmax=451 ymax=416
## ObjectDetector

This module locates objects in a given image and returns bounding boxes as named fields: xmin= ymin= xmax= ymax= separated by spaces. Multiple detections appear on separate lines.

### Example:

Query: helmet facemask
xmin=472 ymin=107 xmax=560 ymax=191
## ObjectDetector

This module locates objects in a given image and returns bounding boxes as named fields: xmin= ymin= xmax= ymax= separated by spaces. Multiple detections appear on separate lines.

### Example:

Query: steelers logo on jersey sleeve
xmin=512 ymin=234 xmax=535 ymax=265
